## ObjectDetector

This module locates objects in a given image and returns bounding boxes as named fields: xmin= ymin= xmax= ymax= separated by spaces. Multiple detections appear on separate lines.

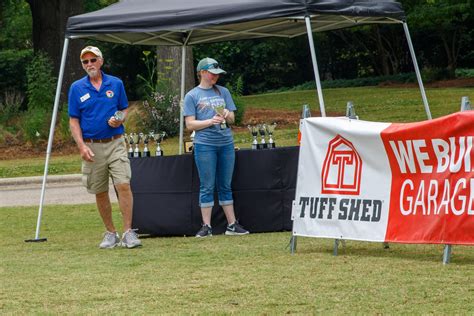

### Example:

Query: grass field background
xmin=1 ymin=86 xmax=472 ymax=178
xmin=1 ymin=86 xmax=473 ymax=313
xmin=1 ymin=205 xmax=473 ymax=314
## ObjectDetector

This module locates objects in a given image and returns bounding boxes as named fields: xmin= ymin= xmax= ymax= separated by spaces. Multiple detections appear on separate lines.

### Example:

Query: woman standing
xmin=184 ymin=57 xmax=249 ymax=238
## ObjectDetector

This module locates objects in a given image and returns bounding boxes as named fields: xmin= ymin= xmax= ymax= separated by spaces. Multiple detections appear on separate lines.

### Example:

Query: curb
xmin=0 ymin=174 xmax=82 ymax=187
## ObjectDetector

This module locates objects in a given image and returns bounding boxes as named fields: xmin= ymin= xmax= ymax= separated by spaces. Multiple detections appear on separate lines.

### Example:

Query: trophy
xmin=141 ymin=132 xmax=150 ymax=157
xmin=257 ymin=124 xmax=267 ymax=149
xmin=184 ymin=131 xmax=195 ymax=153
xmin=214 ymin=104 xmax=228 ymax=129
xmin=151 ymin=131 xmax=166 ymax=156
xmin=113 ymin=110 xmax=125 ymax=121
xmin=247 ymin=125 xmax=258 ymax=150
xmin=265 ymin=123 xmax=277 ymax=149
xmin=124 ymin=133 xmax=134 ymax=158
xmin=132 ymin=133 xmax=141 ymax=158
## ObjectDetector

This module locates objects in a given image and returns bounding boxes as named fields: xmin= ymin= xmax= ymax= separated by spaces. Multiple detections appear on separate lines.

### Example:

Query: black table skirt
xmin=131 ymin=146 xmax=299 ymax=236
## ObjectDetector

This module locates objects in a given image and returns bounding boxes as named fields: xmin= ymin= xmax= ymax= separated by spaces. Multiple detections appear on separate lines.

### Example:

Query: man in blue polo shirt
xmin=69 ymin=46 xmax=141 ymax=249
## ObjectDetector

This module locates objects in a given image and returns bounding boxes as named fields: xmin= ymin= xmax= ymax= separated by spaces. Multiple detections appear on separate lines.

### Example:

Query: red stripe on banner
xmin=381 ymin=112 xmax=474 ymax=245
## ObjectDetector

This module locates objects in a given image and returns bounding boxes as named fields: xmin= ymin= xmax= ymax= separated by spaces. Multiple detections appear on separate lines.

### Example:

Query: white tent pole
xmin=305 ymin=16 xmax=326 ymax=117
xmin=403 ymin=22 xmax=431 ymax=120
xmin=27 ymin=37 xmax=69 ymax=242
xmin=178 ymin=45 xmax=187 ymax=155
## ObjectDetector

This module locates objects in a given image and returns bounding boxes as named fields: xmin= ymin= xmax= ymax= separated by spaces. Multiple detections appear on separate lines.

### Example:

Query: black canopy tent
xmin=30 ymin=0 xmax=431 ymax=241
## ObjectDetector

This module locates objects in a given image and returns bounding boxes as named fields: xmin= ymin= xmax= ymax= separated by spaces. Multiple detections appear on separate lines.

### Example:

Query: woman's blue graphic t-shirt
xmin=183 ymin=85 xmax=236 ymax=146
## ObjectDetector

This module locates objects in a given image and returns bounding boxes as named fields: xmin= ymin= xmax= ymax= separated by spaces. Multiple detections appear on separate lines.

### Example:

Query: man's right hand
xmin=79 ymin=144 xmax=95 ymax=162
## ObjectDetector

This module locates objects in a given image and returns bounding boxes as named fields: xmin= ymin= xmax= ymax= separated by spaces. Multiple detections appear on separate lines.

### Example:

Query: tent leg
xmin=333 ymin=239 xmax=339 ymax=256
xmin=443 ymin=245 xmax=452 ymax=265
xmin=305 ymin=16 xmax=326 ymax=117
xmin=438 ymin=98 xmax=472 ymax=249
xmin=403 ymin=22 xmax=431 ymax=120
xmin=460 ymin=96 xmax=471 ymax=111
xmin=290 ymin=235 xmax=297 ymax=254
xmin=26 ymin=37 xmax=69 ymax=243
xmin=178 ymin=45 xmax=187 ymax=155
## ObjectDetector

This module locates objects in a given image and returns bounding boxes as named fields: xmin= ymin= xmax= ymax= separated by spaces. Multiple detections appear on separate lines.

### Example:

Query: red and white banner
xmin=292 ymin=112 xmax=474 ymax=245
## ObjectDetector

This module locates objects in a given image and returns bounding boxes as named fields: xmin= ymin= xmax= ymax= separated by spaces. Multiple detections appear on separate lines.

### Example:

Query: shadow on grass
xmin=294 ymin=239 xmax=474 ymax=265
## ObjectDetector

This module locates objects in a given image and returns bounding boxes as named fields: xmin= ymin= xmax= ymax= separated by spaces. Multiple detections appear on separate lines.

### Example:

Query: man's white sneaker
xmin=99 ymin=231 xmax=120 ymax=249
xmin=121 ymin=229 xmax=142 ymax=248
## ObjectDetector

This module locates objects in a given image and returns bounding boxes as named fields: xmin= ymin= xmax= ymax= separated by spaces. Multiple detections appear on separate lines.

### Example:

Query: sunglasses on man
xmin=81 ymin=58 xmax=98 ymax=65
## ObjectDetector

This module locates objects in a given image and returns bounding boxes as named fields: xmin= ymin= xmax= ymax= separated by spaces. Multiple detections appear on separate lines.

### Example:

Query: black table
xmin=130 ymin=146 xmax=299 ymax=236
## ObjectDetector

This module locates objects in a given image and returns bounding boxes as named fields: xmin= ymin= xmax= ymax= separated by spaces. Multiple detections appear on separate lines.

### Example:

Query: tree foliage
xmin=0 ymin=0 xmax=32 ymax=49
xmin=0 ymin=0 xmax=472 ymax=98
xmin=406 ymin=0 xmax=473 ymax=73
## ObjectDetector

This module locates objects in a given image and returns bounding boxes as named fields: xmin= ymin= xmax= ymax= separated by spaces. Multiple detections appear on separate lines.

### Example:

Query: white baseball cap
xmin=80 ymin=46 xmax=103 ymax=59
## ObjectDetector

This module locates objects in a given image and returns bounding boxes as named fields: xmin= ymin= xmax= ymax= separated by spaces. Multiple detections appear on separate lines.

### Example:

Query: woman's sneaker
xmin=121 ymin=229 xmax=142 ymax=248
xmin=195 ymin=224 xmax=212 ymax=238
xmin=225 ymin=221 xmax=249 ymax=236
xmin=99 ymin=231 xmax=120 ymax=249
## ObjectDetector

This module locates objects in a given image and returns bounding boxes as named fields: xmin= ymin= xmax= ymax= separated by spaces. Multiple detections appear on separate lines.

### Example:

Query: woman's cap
xmin=196 ymin=57 xmax=226 ymax=74
xmin=80 ymin=46 xmax=103 ymax=59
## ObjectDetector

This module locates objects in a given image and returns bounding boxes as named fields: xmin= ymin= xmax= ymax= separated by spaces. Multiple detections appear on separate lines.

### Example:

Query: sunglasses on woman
xmin=202 ymin=63 xmax=221 ymax=70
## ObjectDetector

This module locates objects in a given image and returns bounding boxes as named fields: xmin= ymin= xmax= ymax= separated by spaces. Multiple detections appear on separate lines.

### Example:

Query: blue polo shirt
xmin=68 ymin=72 xmax=128 ymax=139
xmin=183 ymin=85 xmax=236 ymax=146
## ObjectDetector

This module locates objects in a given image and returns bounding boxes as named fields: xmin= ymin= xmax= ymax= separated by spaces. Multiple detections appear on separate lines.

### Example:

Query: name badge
xmin=80 ymin=93 xmax=90 ymax=102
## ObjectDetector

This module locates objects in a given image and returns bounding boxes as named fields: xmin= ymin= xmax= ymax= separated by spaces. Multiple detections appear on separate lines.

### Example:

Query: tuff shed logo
xmin=298 ymin=135 xmax=380 ymax=222
xmin=322 ymin=135 xmax=362 ymax=195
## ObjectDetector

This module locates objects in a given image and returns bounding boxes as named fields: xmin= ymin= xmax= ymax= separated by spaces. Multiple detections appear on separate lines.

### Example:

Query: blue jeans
xmin=194 ymin=143 xmax=235 ymax=208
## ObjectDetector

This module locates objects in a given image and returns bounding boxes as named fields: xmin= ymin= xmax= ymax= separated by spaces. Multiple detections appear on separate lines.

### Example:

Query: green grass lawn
xmin=1 ymin=85 xmax=472 ymax=178
xmin=243 ymin=86 xmax=473 ymax=122
xmin=1 ymin=204 xmax=473 ymax=314
xmin=1 ymin=85 xmax=474 ymax=313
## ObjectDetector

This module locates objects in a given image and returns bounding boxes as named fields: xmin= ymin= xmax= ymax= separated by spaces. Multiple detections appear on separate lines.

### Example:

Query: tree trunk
xmin=27 ymin=0 xmax=85 ymax=101
xmin=155 ymin=46 xmax=195 ymax=96
xmin=440 ymin=33 xmax=456 ymax=78
xmin=373 ymin=26 xmax=391 ymax=76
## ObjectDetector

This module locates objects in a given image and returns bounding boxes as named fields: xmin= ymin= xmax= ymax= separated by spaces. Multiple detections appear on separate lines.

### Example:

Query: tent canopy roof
xmin=66 ymin=0 xmax=405 ymax=45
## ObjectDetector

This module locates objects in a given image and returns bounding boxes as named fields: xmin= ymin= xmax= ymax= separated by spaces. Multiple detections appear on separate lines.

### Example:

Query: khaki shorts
xmin=81 ymin=137 xmax=131 ymax=194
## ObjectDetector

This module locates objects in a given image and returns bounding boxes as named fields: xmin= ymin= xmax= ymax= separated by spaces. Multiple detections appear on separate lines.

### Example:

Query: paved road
xmin=0 ymin=174 xmax=117 ymax=207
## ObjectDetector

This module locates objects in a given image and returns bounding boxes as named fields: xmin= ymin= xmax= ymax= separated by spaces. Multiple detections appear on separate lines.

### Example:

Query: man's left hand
xmin=108 ymin=116 xmax=123 ymax=128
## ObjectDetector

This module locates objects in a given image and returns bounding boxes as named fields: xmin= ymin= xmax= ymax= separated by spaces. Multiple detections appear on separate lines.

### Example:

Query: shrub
xmin=226 ymin=75 xmax=245 ymax=126
xmin=0 ymin=125 xmax=21 ymax=147
xmin=421 ymin=67 xmax=452 ymax=83
xmin=26 ymin=51 xmax=56 ymax=110
xmin=22 ymin=106 xmax=50 ymax=144
xmin=266 ymin=73 xmax=419 ymax=93
xmin=455 ymin=68 xmax=474 ymax=78
xmin=0 ymin=89 xmax=24 ymax=124
xmin=56 ymin=105 xmax=72 ymax=142
xmin=138 ymin=51 xmax=180 ymax=137
xmin=141 ymin=92 xmax=180 ymax=137
xmin=0 ymin=49 xmax=33 ymax=94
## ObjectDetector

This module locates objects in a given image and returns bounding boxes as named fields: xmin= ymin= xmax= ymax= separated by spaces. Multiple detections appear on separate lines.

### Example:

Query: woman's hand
xmin=219 ymin=109 xmax=234 ymax=124
xmin=222 ymin=109 xmax=230 ymax=119
xmin=210 ymin=115 xmax=225 ymax=125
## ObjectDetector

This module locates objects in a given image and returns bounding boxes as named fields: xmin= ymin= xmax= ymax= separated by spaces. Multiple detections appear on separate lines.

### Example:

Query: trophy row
xmin=124 ymin=132 xmax=166 ymax=158
xmin=248 ymin=123 xmax=277 ymax=150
